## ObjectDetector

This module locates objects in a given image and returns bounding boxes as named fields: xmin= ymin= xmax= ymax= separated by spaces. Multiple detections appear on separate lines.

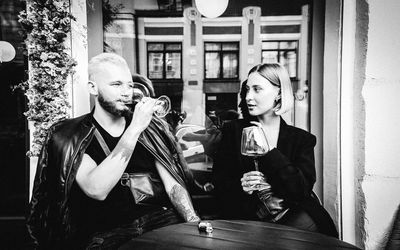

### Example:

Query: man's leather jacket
xmin=26 ymin=113 xmax=194 ymax=249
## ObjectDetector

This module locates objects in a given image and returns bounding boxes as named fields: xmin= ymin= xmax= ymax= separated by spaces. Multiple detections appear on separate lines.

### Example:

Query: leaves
xmin=18 ymin=0 xmax=77 ymax=156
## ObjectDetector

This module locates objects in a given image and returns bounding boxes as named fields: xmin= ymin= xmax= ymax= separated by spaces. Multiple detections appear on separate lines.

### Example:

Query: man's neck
xmin=93 ymin=106 xmax=126 ymax=137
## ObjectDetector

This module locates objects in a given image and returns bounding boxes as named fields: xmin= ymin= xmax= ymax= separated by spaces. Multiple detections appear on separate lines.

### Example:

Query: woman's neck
xmin=257 ymin=113 xmax=281 ymax=149
xmin=257 ymin=113 xmax=280 ymax=128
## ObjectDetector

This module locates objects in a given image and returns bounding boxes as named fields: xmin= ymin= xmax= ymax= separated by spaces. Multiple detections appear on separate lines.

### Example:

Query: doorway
xmin=0 ymin=1 xmax=28 ymax=218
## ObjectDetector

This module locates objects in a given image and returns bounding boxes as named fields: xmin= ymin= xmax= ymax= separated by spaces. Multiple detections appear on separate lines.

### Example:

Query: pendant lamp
xmin=195 ymin=0 xmax=229 ymax=18
xmin=0 ymin=41 xmax=16 ymax=63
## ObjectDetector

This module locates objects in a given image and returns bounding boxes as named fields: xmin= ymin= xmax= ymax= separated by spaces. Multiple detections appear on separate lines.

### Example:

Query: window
xmin=261 ymin=41 xmax=298 ymax=78
xmin=147 ymin=42 xmax=182 ymax=79
xmin=204 ymin=42 xmax=239 ymax=80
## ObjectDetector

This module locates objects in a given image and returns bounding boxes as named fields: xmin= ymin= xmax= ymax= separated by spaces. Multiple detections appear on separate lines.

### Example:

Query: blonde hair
xmin=88 ymin=53 xmax=130 ymax=81
xmin=247 ymin=63 xmax=294 ymax=115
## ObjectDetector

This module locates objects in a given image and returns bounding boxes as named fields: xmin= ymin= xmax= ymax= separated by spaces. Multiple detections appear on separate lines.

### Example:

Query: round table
xmin=119 ymin=220 xmax=360 ymax=249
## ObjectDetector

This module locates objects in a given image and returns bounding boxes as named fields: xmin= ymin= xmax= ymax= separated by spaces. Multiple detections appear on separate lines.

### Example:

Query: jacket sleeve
xmin=26 ymin=130 xmax=53 ymax=249
xmin=258 ymin=133 xmax=316 ymax=205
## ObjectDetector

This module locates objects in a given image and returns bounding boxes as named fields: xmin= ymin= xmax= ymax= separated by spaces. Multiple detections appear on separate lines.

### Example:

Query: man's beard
xmin=98 ymin=93 xmax=131 ymax=117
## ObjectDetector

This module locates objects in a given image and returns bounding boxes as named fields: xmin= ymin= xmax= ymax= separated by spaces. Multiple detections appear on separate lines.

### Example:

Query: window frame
xmin=204 ymin=41 xmax=240 ymax=81
xmin=261 ymin=40 xmax=299 ymax=79
xmin=147 ymin=41 xmax=183 ymax=80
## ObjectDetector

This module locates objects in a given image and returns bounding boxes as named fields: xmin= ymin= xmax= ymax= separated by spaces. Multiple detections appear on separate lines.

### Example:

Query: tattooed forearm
xmin=109 ymin=142 xmax=134 ymax=163
xmin=169 ymin=184 xmax=200 ymax=222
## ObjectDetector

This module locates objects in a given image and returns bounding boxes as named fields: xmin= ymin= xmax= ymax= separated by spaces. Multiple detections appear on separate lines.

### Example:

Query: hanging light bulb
xmin=0 ymin=41 xmax=16 ymax=63
xmin=195 ymin=0 xmax=229 ymax=18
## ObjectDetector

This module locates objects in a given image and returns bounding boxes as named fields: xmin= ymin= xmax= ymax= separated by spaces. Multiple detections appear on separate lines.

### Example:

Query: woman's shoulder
xmin=284 ymin=122 xmax=317 ymax=145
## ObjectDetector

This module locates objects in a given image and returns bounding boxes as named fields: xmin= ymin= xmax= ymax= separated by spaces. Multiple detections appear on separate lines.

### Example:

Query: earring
xmin=273 ymin=95 xmax=281 ymax=112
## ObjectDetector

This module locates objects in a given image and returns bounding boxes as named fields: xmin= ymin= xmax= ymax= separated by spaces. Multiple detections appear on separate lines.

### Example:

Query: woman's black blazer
xmin=212 ymin=118 xmax=338 ymax=237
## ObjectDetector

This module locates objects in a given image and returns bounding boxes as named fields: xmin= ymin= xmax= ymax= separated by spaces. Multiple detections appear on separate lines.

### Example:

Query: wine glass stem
xmin=254 ymin=158 xmax=259 ymax=171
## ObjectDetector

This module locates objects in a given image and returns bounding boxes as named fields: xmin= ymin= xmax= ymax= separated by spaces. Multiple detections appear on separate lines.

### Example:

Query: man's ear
xmin=88 ymin=80 xmax=98 ymax=95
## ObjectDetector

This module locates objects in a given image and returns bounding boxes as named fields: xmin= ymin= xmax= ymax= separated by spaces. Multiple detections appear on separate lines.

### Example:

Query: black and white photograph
xmin=0 ymin=0 xmax=399 ymax=249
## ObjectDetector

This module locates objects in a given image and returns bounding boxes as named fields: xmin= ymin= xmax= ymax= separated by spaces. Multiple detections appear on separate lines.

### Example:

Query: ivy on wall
xmin=18 ymin=0 xmax=76 ymax=156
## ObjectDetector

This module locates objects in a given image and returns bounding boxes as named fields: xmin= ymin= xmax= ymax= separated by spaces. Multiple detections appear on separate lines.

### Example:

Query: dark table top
xmin=119 ymin=220 xmax=360 ymax=250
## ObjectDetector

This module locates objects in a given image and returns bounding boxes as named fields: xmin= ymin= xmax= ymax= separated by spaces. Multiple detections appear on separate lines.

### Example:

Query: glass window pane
xmin=279 ymin=41 xmax=297 ymax=49
xmin=262 ymin=51 xmax=278 ymax=64
xmin=262 ymin=41 xmax=279 ymax=50
xmin=148 ymin=43 xmax=164 ymax=51
xmin=222 ymin=43 xmax=239 ymax=51
xmin=166 ymin=52 xmax=181 ymax=79
xmin=205 ymin=52 xmax=220 ymax=78
xmin=148 ymin=52 xmax=164 ymax=79
xmin=205 ymin=43 xmax=221 ymax=51
xmin=166 ymin=44 xmax=181 ymax=51
xmin=222 ymin=53 xmax=238 ymax=78
xmin=280 ymin=51 xmax=297 ymax=77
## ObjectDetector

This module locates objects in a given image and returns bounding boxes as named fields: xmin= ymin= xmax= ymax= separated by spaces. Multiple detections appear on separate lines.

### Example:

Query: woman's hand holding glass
xmin=240 ymin=171 xmax=271 ymax=195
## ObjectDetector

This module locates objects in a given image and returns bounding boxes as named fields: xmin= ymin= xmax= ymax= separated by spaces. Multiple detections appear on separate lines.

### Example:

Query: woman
xmin=213 ymin=63 xmax=338 ymax=237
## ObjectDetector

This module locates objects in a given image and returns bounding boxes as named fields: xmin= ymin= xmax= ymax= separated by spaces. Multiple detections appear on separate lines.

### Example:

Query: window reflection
xmin=222 ymin=53 xmax=238 ymax=78
xmin=147 ymin=42 xmax=182 ymax=79
xmin=205 ymin=52 xmax=220 ymax=78
xmin=205 ymin=42 xmax=239 ymax=80
xmin=148 ymin=52 xmax=164 ymax=79
xmin=261 ymin=40 xmax=298 ymax=78
xmin=166 ymin=52 xmax=181 ymax=79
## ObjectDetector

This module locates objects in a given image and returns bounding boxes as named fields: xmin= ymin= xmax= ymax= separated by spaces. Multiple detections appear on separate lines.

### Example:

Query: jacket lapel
xmin=276 ymin=118 xmax=292 ymax=157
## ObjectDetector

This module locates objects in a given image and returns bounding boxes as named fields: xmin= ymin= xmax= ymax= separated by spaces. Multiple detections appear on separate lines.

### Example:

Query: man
xmin=27 ymin=53 xmax=199 ymax=249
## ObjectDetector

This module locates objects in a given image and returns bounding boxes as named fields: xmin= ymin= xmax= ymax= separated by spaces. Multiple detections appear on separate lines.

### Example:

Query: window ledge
xmin=151 ymin=79 xmax=183 ymax=84
xmin=203 ymin=79 xmax=240 ymax=84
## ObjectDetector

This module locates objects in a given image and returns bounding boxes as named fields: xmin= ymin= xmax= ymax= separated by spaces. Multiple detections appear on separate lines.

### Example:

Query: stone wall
xmin=361 ymin=0 xmax=400 ymax=248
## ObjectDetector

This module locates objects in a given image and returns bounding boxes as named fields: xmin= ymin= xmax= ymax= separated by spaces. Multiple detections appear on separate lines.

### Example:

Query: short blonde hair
xmin=247 ymin=63 xmax=294 ymax=115
xmin=88 ymin=53 xmax=130 ymax=81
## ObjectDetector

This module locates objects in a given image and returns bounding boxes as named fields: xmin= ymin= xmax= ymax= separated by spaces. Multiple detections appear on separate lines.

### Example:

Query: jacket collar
xmin=85 ymin=108 xmax=96 ymax=126
xmin=277 ymin=117 xmax=289 ymax=149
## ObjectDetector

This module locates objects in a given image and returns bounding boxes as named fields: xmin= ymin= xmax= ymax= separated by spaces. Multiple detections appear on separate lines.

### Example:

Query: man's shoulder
xmin=50 ymin=113 xmax=93 ymax=139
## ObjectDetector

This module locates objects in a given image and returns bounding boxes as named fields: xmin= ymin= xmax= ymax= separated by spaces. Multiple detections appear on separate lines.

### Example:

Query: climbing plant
xmin=18 ymin=0 xmax=76 ymax=156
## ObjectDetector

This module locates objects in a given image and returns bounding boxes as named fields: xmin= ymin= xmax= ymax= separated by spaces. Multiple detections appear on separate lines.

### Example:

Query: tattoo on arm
xmin=109 ymin=143 xmax=134 ymax=163
xmin=169 ymin=184 xmax=200 ymax=222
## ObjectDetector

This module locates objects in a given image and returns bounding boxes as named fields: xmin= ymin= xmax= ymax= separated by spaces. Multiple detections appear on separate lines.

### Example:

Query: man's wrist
xmin=125 ymin=125 xmax=142 ymax=137
xmin=119 ymin=128 xmax=141 ymax=149
xmin=187 ymin=214 xmax=201 ymax=222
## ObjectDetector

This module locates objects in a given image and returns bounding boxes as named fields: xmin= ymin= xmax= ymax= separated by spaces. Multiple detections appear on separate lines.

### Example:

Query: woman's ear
xmin=273 ymin=93 xmax=282 ymax=112
xmin=274 ymin=94 xmax=281 ymax=103
xmin=88 ymin=80 xmax=98 ymax=96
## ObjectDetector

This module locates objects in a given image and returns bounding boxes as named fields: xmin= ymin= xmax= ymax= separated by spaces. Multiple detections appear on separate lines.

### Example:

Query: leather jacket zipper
xmin=64 ymin=126 xmax=95 ymax=199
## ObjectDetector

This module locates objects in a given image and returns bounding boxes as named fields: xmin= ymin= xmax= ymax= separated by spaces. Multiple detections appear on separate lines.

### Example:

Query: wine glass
xmin=241 ymin=126 xmax=270 ymax=171
xmin=131 ymin=90 xmax=171 ymax=118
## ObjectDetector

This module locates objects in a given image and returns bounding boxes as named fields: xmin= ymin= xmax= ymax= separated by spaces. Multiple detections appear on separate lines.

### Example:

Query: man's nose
xmin=120 ymin=84 xmax=133 ymax=97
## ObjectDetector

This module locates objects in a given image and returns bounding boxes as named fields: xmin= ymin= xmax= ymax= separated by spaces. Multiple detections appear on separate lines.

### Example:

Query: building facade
xmin=2 ymin=1 xmax=399 ymax=249
xmin=95 ymin=0 xmax=310 ymax=128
